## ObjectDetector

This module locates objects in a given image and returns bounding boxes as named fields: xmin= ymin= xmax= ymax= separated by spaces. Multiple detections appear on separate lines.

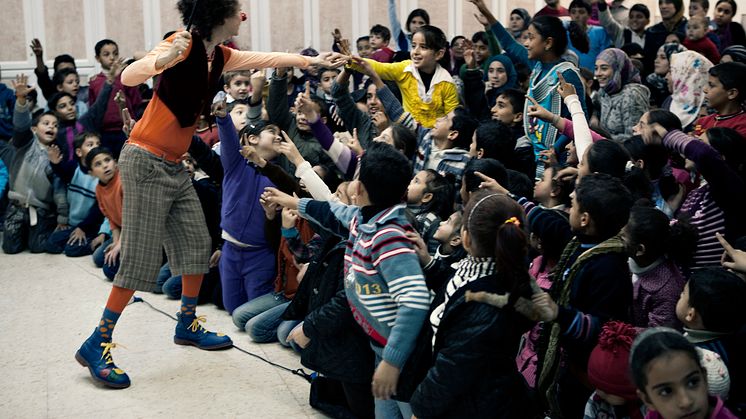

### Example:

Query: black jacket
xmin=410 ymin=273 xmax=537 ymax=419
xmin=282 ymin=237 xmax=374 ymax=384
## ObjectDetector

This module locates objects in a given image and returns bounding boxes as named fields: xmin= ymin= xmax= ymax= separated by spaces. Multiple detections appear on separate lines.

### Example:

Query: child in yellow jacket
xmin=352 ymin=25 xmax=459 ymax=129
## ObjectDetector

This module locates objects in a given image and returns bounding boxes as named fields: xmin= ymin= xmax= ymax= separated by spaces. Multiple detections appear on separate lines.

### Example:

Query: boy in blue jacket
xmin=263 ymin=141 xmax=430 ymax=418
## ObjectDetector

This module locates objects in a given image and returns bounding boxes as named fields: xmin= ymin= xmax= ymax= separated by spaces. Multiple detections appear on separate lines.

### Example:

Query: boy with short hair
xmin=683 ymin=15 xmax=721 ymax=63
xmin=357 ymin=35 xmax=372 ymax=58
xmin=414 ymin=108 xmax=478 ymax=182
xmin=532 ymin=173 xmax=634 ymax=418
xmin=430 ymin=210 xmax=465 ymax=268
xmin=85 ymin=147 xmax=124 ymax=280
xmin=676 ymin=267 xmax=746 ymax=411
xmin=53 ymin=68 xmax=88 ymax=117
xmin=88 ymin=39 xmax=142 ymax=158
xmin=1 ymin=75 xmax=66 ymax=255
xmin=45 ymin=132 xmax=109 ymax=256
xmin=369 ymin=24 xmax=395 ymax=63
xmin=693 ymin=62 xmax=746 ymax=138
xmin=264 ymin=141 xmax=430 ymax=417
xmin=223 ymin=70 xmax=251 ymax=103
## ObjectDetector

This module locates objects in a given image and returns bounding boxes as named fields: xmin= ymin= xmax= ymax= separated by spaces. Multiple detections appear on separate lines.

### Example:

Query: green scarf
xmin=536 ymin=234 xmax=626 ymax=417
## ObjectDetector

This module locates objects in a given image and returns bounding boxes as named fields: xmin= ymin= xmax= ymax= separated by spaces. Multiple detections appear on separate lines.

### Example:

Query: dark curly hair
xmin=177 ymin=0 xmax=239 ymax=41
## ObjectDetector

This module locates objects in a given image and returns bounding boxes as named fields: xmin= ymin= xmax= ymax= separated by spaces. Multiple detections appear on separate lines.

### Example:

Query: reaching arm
xmin=309 ymin=117 xmax=358 ymax=179
xmin=564 ymin=94 xmax=593 ymax=164
xmin=80 ymin=81 xmax=113 ymax=132
xmin=266 ymin=73 xmax=295 ymax=133
xmin=388 ymin=0 xmax=409 ymax=52
xmin=598 ymin=4 xmax=626 ymax=48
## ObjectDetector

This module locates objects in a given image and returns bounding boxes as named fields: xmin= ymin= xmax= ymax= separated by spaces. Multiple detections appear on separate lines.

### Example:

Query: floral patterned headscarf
xmin=596 ymin=48 xmax=641 ymax=95
xmin=669 ymin=51 xmax=713 ymax=129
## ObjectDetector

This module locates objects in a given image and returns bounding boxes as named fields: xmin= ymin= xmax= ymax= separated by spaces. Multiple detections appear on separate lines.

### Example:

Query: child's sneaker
xmin=174 ymin=313 xmax=233 ymax=350
xmin=75 ymin=337 xmax=130 ymax=389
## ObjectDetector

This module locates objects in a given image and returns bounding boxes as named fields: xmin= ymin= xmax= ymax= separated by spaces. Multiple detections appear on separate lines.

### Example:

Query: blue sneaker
xmin=174 ymin=314 xmax=233 ymax=350
xmin=75 ymin=338 xmax=130 ymax=389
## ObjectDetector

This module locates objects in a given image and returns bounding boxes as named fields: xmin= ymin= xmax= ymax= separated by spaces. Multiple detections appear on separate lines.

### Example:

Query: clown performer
xmin=74 ymin=0 xmax=347 ymax=389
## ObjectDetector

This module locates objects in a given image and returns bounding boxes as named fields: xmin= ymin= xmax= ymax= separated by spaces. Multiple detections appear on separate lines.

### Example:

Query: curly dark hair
xmin=177 ymin=0 xmax=239 ymax=41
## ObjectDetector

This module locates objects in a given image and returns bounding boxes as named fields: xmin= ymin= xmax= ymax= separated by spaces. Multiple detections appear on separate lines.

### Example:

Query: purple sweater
xmin=309 ymin=119 xmax=358 ymax=179
xmin=631 ymin=258 xmax=685 ymax=329
xmin=217 ymin=115 xmax=275 ymax=246
xmin=664 ymin=130 xmax=746 ymax=267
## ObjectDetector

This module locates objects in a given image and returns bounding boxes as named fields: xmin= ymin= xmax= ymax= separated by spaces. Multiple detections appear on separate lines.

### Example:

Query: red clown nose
xmin=240 ymin=11 xmax=247 ymax=21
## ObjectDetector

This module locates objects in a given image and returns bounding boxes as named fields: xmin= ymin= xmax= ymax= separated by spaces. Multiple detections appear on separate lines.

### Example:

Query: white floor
xmin=0 ymin=248 xmax=327 ymax=418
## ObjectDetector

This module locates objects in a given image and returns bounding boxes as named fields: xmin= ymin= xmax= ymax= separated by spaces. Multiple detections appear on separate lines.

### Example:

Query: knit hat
xmin=697 ymin=348 xmax=731 ymax=399
xmin=588 ymin=321 xmax=639 ymax=401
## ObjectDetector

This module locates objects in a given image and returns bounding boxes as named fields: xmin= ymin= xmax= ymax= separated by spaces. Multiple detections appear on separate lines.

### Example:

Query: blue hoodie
xmin=216 ymin=115 xmax=274 ymax=246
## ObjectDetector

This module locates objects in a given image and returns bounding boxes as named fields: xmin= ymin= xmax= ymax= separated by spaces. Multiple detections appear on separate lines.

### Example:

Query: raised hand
xmin=121 ymin=108 xmax=136 ymax=137
xmin=274 ymin=130 xmax=304 ymax=166
xmin=29 ymin=38 xmax=43 ymax=57
xmin=347 ymin=128 xmax=364 ymax=155
xmin=11 ymin=74 xmax=34 ymax=100
xmin=405 ymin=231 xmax=432 ymax=266
xmin=107 ymin=58 xmax=125 ymax=82
xmin=525 ymin=95 xmax=556 ymax=123
xmin=169 ymin=31 xmax=191 ymax=60
xmin=211 ymin=97 xmax=228 ymax=118
xmin=371 ymin=111 xmax=388 ymax=134
xmin=250 ymin=69 xmax=266 ymax=99
xmin=240 ymin=144 xmax=266 ymax=167
xmin=312 ymin=52 xmax=349 ymax=69
xmin=556 ymin=73 xmax=577 ymax=99
xmin=717 ymin=232 xmax=746 ymax=273
xmin=475 ymin=171 xmax=508 ymax=194
xmin=47 ymin=145 xmax=63 ymax=165
xmin=262 ymin=187 xmax=301 ymax=210
xmin=462 ymin=40 xmax=477 ymax=69
xmin=281 ymin=207 xmax=299 ymax=229
xmin=259 ymin=191 xmax=279 ymax=220
xmin=294 ymin=82 xmax=320 ymax=124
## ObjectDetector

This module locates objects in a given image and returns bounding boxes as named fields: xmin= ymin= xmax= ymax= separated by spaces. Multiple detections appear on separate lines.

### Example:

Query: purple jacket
xmin=631 ymin=258 xmax=685 ymax=329
xmin=217 ymin=115 xmax=275 ymax=246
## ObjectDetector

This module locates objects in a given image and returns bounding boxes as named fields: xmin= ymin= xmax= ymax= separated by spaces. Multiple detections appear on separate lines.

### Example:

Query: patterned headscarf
xmin=669 ymin=51 xmax=713 ymax=129
xmin=596 ymin=48 xmax=641 ymax=95
xmin=722 ymin=45 xmax=746 ymax=64
xmin=645 ymin=43 xmax=688 ymax=92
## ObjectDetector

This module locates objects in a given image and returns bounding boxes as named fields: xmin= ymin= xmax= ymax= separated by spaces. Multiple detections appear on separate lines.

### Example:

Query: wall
xmin=2 ymin=0 xmax=745 ymax=93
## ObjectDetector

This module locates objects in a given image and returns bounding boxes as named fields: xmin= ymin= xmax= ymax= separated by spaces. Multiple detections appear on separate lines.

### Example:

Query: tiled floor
xmin=0 ymin=250 xmax=326 ymax=418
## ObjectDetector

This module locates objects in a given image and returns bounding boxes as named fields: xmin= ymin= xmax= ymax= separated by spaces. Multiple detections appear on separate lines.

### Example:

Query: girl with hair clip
xmin=630 ymin=328 xmax=737 ymax=419
xmin=468 ymin=0 xmax=586 ymax=178
xmin=409 ymin=190 xmax=538 ymax=418
xmin=621 ymin=204 xmax=697 ymax=329
xmin=73 ymin=0 xmax=346 ymax=389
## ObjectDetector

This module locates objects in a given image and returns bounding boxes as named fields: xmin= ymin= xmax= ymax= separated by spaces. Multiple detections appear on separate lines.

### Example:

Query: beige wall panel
xmin=318 ymin=0 xmax=353 ymax=51
xmin=105 ymin=0 xmax=144 ymax=59
xmin=234 ymin=0 xmax=252 ymax=50
xmin=419 ymin=0 xmax=450 ymax=34
xmin=462 ymin=1 xmax=486 ymax=39
xmin=160 ymin=0 xmax=183 ymax=35
xmin=44 ymin=0 xmax=87 ymax=60
xmin=270 ymin=0 xmax=305 ymax=53
xmin=0 ymin=0 xmax=26 ymax=62
xmin=369 ymin=0 xmax=389 ymax=27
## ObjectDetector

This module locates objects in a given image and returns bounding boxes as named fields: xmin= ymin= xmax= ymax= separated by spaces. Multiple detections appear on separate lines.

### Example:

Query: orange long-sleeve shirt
xmin=96 ymin=170 xmax=123 ymax=231
xmin=121 ymin=34 xmax=314 ymax=159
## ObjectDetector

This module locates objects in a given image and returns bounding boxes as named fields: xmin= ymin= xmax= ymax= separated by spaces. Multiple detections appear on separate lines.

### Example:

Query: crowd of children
xmin=2 ymin=0 xmax=746 ymax=417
